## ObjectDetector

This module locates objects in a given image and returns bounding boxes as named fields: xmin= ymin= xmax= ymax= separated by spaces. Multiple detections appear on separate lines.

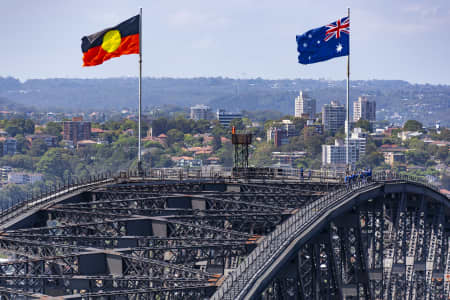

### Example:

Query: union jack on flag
xmin=324 ymin=17 xmax=350 ymax=41
xmin=296 ymin=16 xmax=350 ymax=65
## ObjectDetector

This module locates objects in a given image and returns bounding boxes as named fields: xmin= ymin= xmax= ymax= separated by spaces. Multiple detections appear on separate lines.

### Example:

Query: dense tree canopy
xmin=403 ymin=120 xmax=423 ymax=132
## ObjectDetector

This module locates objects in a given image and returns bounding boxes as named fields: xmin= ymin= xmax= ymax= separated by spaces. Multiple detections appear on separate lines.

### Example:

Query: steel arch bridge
xmin=0 ymin=171 xmax=448 ymax=299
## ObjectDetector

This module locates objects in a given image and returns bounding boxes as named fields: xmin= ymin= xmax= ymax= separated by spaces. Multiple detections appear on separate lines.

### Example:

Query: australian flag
xmin=296 ymin=16 xmax=349 ymax=64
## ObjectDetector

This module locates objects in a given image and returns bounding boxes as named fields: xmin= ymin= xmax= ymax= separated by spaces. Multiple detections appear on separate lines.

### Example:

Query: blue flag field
xmin=296 ymin=16 xmax=349 ymax=64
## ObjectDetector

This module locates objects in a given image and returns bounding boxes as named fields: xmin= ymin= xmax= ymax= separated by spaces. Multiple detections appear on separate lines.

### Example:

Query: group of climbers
xmin=344 ymin=169 xmax=372 ymax=185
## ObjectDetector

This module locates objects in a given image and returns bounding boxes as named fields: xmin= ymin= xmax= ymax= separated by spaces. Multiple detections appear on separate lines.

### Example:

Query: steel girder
xmin=6 ymin=216 xmax=254 ymax=240
xmin=2 ymin=234 xmax=251 ymax=249
xmin=44 ymin=208 xmax=288 ymax=234
xmin=257 ymin=191 xmax=450 ymax=300
xmin=3 ymin=180 xmax=310 ymax=298
xmin=56 ymin=193 xmax=287 ymax=213
xmin=0 ymin=235 xmax=254 ymax=266
xmin=0 ymin=178 xmax=365 ymax=299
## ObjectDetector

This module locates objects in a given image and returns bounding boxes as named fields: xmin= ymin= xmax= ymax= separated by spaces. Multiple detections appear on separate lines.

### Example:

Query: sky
xmin=1 ymin=0 xmax=450 ymax=84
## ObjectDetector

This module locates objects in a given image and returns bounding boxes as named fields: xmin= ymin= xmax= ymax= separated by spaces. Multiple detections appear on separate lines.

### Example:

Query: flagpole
xmin=138 ymin=7 xmax=143 ymax=173
xmin=345 ymin=7 xmax=350 ymax=168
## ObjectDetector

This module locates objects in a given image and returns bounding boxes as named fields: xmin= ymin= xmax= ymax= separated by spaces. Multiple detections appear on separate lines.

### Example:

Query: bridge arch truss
xmin=213 ymin=180 xmax=450 ymax=300
xmin=0 ymin=172 xmax=447 ymax=300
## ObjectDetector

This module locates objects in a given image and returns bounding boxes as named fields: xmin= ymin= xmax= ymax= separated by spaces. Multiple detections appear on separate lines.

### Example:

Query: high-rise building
xmin=347 ymin=128 xmax=367 ymax=163
xmin=294 ymin=91 xmax=316 ymax=118
xmin=353 ymin=96 xmax=376 ymax=122
xmin=62 ymin=117 xmax=91 ymax=144
xmin=190 ymin=104 xmax=211 ymax=120
xmin=322 ymin=101 xmax=346 ymax=133
xmin=322 ymin=139 xmax=348 ymax=166
xmin=321 ymin=128 xmax=367 ymax=166
xmin=267 ymin=120 xmax=298 ymax=147
xmin=216 ymin=109 xmax=242 ymax=127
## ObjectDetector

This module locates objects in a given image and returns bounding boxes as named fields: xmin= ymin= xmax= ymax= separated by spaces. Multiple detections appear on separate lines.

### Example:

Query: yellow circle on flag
xmin=101 ymin=30 xmax=121 ymax=53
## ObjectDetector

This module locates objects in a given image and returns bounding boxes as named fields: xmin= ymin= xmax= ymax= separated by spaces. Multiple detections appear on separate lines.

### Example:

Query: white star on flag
xmin=336 ymin=43 xmax=343 ymax=53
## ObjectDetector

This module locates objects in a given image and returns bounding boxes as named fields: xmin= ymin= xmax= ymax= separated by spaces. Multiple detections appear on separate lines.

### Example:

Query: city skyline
xmin=1 ymin=0 xmax=450 ymax=84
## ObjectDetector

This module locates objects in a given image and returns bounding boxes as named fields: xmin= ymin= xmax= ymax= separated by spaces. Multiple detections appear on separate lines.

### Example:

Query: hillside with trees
xmin=0 ymin=77 xmax=448 ymax=126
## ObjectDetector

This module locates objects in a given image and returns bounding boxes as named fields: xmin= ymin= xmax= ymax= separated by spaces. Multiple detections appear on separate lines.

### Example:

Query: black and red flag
xmin=81 ymin=15 xmax=140 ymax=66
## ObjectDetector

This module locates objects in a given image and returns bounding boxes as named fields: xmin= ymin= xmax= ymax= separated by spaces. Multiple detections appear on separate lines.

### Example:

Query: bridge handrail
xmin=0 ymin=172 xmax=114 ymax=226
xmin=211 ymin=172 xmax=442 ymax=300
xmin=0 ymin=167 xmax=342 ymax=227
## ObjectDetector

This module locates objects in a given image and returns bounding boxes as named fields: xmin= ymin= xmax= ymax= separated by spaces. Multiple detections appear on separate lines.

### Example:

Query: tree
xmin=442 ymin=174 xmax=450 ymax=190
xmin=250 ymin=143 xmax=274 ymax=167
xmin=357 ymin=152 xmax=385 ymax=168
xmin=14 ymin=135 xmax=28 ymax=154
xmin=24 ymin=119 xmax=35 ymax=134
xmin=36 ymin=149 xmax=71 ymax=179
xmin=174 ymin=116 xmax=193 ymax=133
xmin=303 ymin=132 xmax=324 ymax=157
xmin=216 ymin=143 xmax=233 ymax=167
xmin=403 ymin=120 xmax=423 ymax=132
xmin=166 ymin=129 xmax=184 ymax=145
xmin=194 ymin=119 xmax=210 ymax=133
xmin=292 ymin=118 xmax=307 ymax=134
xmin=437 ymin=146 xmax=448 ymax=161
xmin=408 ymin=138 xmax=425 ymax=151
xmin=120 ymin=119 xmax=137 ymax=132
xmin=5 ymin=125 xmax=20 ymax=137
xmin=438 ymin=128 xmax=450 ymax=141
xmin=212 ymin=135 xmax=222 ymax=151
xmin=229 ymin=118 xmax=245 ymax=131
xmin=355 ymin=119 xmax=371 ymax=132
xmin=406 ymin=150 xmax=430 ymax=165
xmin=151 ymin=118 xmax=169 ymax=136
xmin=3 ymin=154 xmax=34 ymax=170
xmin=212 ymin=123 xmax=226 ymax=138
xmin=183 ymin=134 xmax=195 ymax=146
xmin=0 ymin=184 xmax=27 ymax=207
xmin=44 ymin=122 xmax=63 ymax=140
xmin=30 ymin=139 xmax=48 ymax=157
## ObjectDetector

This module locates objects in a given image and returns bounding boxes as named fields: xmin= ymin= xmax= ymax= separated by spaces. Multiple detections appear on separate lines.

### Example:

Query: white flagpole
xmin=345 ymin=7 xmax=350 ymax=168
xmin=138 ymin=7 xmax=143 ymax=171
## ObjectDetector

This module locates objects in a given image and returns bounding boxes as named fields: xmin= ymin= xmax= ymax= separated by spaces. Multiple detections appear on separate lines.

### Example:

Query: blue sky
xmin=1 ymin=0 xmax=449 ymax=84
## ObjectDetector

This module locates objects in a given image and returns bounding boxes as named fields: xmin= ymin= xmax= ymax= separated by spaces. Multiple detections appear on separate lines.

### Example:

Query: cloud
xmin=402 ymin=3 xmax=439 ymax=17
xmin=191 ymin=37 xmax=215 ymax=49
xmin=353 ymin=4 xmax=450 ymax=37
xmin=167 ymin=10 xmax=230 ymax=28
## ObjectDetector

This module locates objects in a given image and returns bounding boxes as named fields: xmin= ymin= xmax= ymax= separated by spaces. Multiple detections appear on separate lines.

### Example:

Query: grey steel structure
xmin=0 ymin=170 xmax=448 ymax=299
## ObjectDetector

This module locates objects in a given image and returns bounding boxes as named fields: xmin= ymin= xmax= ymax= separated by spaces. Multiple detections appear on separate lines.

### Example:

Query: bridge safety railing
xmin=211 ymin=171 xmax=442 ymax=300
xmin=0 ymin=172 xmax=114 ymax=226
xmin=0 ymin=168 xmax=438 ymax=230
xmin=0 ymin=167 xmax=341 ymax=227
xmin=123 ymin=167 xmax=344 ymax=183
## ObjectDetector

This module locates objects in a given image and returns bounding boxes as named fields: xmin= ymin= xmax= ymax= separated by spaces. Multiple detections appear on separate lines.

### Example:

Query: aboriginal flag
xmin=81 ymin=15 xmax=140 ymax=66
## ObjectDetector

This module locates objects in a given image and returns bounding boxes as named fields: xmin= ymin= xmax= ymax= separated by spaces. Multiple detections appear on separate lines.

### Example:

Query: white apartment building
xmin=294 ymin=91 xmax=316 ymax=118
xmin=322 ymin=139 xmax=348 ymax=166
xmin=353 ymin=96 xmax=376 ymax=122
xmin=190 ymin=104 xmax=211 ymax=120
xmin=8 ymin=172 xmax=43 ymax=185
xmin=322 ymin=128 xmax=367 ymax=166
xmin=0 ymin=166 xmax=12 ymax=182
xmin=347 ymin=128 xmax=367 ymax=163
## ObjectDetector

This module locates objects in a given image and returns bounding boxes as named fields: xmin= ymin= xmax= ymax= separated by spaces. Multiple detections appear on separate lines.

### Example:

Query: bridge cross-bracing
xmin=0 ymin=169 xmax=448 ymax=299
